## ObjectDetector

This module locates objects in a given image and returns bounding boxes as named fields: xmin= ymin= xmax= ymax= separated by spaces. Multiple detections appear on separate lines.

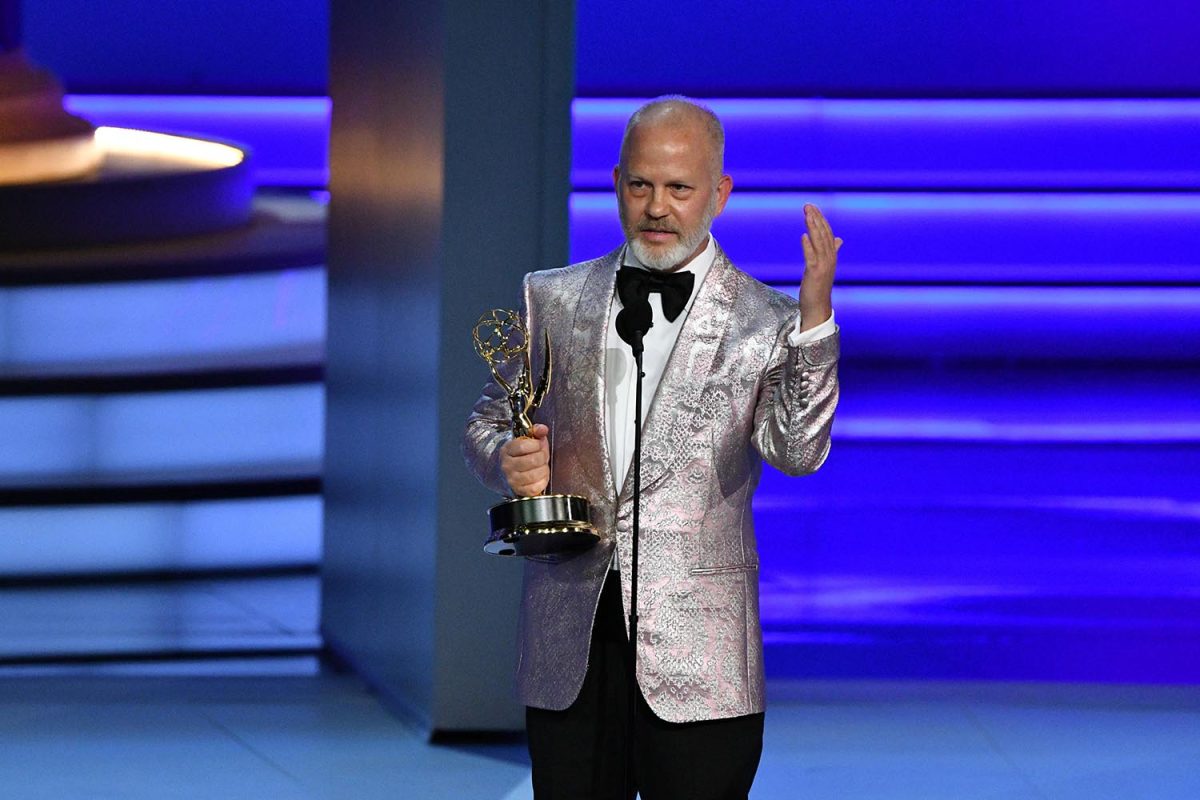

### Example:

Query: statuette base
xmin=485 ymin=494 xmax=598 ymax=557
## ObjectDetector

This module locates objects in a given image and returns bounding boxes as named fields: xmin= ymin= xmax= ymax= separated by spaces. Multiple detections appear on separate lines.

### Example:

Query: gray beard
xmin=624 ymin=197 xmax=718 ymax=272
xmin=629 ymin=223 xmax=709 ymax=271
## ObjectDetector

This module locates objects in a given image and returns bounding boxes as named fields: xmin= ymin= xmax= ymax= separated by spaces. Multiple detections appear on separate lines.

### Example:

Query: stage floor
xmin=0 ymin=668 xmax=1196 ymax=799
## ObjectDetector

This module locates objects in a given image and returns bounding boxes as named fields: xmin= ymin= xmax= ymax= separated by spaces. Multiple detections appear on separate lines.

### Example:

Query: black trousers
xmin=526 ymin=570 xmax=764 ymax=800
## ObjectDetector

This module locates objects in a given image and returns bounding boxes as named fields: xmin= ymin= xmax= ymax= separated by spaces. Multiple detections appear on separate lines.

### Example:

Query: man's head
xmin=613 ymin=96 xmax=733 ymax=272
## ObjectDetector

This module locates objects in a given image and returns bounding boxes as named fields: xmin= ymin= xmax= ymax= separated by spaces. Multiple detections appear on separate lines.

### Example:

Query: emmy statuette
xmin=472 ymin=309 xmax=598 ymax=557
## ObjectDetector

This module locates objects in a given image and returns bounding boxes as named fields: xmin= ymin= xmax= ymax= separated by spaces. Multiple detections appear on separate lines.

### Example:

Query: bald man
xmin=464 ymin=96 xmax=842 ymax=799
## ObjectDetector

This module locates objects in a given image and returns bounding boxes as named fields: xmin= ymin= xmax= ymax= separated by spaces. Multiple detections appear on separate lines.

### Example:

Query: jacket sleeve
xmin=462 ymin=371 xmax=515 ymax=497
xmin=751 ymin=321 xmax=840 ymax=476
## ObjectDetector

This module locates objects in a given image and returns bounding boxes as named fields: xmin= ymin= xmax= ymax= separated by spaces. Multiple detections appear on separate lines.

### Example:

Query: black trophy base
xmin=485 ymin=494 xmax=599 ymax=557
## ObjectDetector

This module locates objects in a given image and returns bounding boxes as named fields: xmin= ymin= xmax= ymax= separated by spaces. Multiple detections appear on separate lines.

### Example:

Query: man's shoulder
xmin=526 ymin=248 xmax=620 ymax=293
xmin=718 ymin=251 xmax=798 ymax=320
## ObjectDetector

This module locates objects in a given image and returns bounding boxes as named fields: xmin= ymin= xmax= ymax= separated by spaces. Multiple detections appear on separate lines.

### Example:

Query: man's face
xmin=613 ymin=119 xmax=732 ymax=272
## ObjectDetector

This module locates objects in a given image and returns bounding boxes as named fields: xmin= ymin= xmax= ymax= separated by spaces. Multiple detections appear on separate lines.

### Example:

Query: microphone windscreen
xmin=615 ymin=300 xmax=653 ymax=348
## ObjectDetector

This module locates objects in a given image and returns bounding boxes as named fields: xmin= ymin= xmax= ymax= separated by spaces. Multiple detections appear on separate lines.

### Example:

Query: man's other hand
xmin=500 ymin=423 xmax=551 ymax=496
xmin=799 ymin=203 xmax=842 ymax=331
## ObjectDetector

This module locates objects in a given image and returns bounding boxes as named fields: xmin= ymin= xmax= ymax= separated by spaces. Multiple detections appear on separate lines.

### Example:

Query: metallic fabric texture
xmin=463 ymin=245 xmax=839 ymax=723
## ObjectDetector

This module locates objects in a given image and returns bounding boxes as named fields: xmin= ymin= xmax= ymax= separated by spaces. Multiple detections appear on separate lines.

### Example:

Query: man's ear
xmin=714 ymin=174 xmax=734 ymax=217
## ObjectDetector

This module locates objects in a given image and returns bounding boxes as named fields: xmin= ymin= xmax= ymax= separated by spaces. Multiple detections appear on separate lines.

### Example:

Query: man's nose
xmin=646 ymin=189 xmax=668 ymax=218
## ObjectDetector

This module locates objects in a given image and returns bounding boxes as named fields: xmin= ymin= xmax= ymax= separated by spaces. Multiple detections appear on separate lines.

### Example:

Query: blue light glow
xmin=753 ymin=493 xmax=1200 ymax=522
xmin=68 ymin=96 xmax=330 ymax=116
xmin=571 ymin=91 xmax=1200 ymax=683
xmin=813 ymin=285 xmax=1200 ymax=310
xmin=0 ymin=385 xmax=323 ymax=478
xmin=570 ymin=192 xmax=1200 ymax=284
xmin=826 ymin=194 xmax=1200 ymax=213
xmin=27 ymin=69 xmax=1196 ymax=684
xmin=0 ymin=497 xmax=322 ymax=576
xmin=0 ymin=267 xmax=326 ymax=376
xmin=577 ymin=97 xmax=1200 ymax=120
xmin=574 ymin=98 xmax=1200 ymax=191
xmin=780 ymin=285 xmax=1200 ymax=360
xmin=573 ymin=192 xmax=1200 ymax=214
xmin=65 ymin=95 xmax=331 ymax=188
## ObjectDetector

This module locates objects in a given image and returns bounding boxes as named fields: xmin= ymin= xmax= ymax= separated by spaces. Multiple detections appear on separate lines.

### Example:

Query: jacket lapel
xmin=561 ymin=250 xmax=621 ymax=507
xmin=620 ymin=247 xmax=740 ymax=500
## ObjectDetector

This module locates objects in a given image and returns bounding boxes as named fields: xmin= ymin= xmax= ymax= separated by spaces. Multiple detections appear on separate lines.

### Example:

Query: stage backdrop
xmin=15 ymin=0 xmax=1199 ymax=702
xmin=569 ymin=0 xmax=1200 ymax=684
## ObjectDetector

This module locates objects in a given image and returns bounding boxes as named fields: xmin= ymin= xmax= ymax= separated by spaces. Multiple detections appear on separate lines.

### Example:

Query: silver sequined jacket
xmin=463 ymin=245 xmax=840 ymax=723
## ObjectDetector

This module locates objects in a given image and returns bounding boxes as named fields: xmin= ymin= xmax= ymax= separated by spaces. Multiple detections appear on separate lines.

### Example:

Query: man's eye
xmin=629 ymin=181 xmax=645 ymax=189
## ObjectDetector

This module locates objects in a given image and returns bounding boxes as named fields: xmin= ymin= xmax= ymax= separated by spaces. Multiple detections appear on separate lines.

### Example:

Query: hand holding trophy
xmin=472 ymin=309 xmax=598 ymax=557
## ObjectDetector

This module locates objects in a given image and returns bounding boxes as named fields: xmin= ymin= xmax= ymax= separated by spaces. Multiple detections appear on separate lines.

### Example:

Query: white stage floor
xmin=1 ymin=668 xmax=1196 ymax=799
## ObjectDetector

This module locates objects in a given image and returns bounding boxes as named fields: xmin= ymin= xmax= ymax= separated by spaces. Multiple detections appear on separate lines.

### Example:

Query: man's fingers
xmin=508 ymin=452 xmax=548 ymax=473
xmin=508 ymin=445 xmax=548 ymax=465
xmin=803 ymin=204 xmax=842 ymax=263
xmin=805 ymin=203 xmax=837 ymax=249
xmin=501 ymin=425 xmax=552 ymax=495
xmin=505 ymin=439 xmax=541 ymax=458
xmin=507 ymin=453 xmax=549 ymax=488
xmin=804 ymin=231 xmax=835 ymax=267
xmin=502 ymin=431 xmax=549 ymax=467
xmin=510 ymin=459 xmax=547 ymax=474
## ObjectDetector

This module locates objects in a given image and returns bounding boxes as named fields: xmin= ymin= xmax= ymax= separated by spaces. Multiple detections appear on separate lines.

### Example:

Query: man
xmin=464 ymin=96 xmax=841 ymax=799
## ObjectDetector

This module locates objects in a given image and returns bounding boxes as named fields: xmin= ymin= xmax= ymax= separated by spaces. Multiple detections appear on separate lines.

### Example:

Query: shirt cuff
xmin=787 ymin=310 xmax=836 ymax=347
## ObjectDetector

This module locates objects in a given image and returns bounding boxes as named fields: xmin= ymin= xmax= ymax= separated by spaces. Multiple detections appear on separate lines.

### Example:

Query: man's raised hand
xmin=500 ymin=423 xmax=551 ymax=497
xmin=799 ymin=203 xmax=842 ymax=331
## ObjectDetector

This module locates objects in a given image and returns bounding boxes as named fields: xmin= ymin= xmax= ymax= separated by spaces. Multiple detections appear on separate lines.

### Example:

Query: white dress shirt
xmin=604 ymin=236 xmax=836 ymax=539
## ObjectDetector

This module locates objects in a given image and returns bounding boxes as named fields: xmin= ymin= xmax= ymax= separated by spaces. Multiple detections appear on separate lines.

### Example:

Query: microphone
xmin=615 ymin=299 xmax=652 ymax=355
xmin=613 ymin=290 xmax=651 ymax=800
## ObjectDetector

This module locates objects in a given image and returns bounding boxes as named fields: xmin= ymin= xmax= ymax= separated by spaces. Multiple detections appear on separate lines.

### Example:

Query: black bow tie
xmin=615 ymin=266 xmax=696 ymax=323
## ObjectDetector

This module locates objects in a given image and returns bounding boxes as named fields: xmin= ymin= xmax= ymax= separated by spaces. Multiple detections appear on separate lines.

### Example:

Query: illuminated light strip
xmin=755 ymin=494 xmax=1200 ymax=521
xmin=572 ymin=192 xmax=1200 ymax=214
xmin=0 ymin=385 xmax=322 ymax=477
xmin=573 ymin=98 xmax=1200 ymax=191
xmin=576 ymin=97 xmax=1200 ymax=120
xmin=818 ymin=194 xmax=1200 ymax=214
xmin=0 ymin=267 xmax=326 ymax=374
xmin=0 ymin=497 xmax=323 ymax=576
xmin=776 ymin=285 xmax=1200 ymax=310
xmin=569 ymin=191 xmax=1200 ymax=283
xmin=780 ymin=285 xmax=1200 ymax=357
xmin=95 ymin=126 xmax=245 ymax=168
xmin=66 ymin=95 xmax=330 ymax=187
xmin=68 ymin=95 xmax=331 ymax=117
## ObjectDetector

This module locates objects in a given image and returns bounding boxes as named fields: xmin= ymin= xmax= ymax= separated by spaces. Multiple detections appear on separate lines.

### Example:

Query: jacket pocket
xmin=689 ymin=563 xmax=758 ymax=576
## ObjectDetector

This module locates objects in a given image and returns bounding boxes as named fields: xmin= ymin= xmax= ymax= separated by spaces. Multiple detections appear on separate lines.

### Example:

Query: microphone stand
xmin=625 ymin=329 xmax=645 ymax=800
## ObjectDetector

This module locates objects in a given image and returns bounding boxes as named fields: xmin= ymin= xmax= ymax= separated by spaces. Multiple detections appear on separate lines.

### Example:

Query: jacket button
xmin=616 ymin=520 xmax=631 ymax=532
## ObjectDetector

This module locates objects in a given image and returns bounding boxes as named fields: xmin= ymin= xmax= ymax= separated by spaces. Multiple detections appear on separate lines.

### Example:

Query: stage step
xmin=0 ymin=211 xmax=323 ymax=641
xmin=0 ymin=496 xmax=321 ymax=578
xmin=0 ymin=574 xmax=320 ymax=664
xmin=0 ymin=383 xmax=322 ymax=485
